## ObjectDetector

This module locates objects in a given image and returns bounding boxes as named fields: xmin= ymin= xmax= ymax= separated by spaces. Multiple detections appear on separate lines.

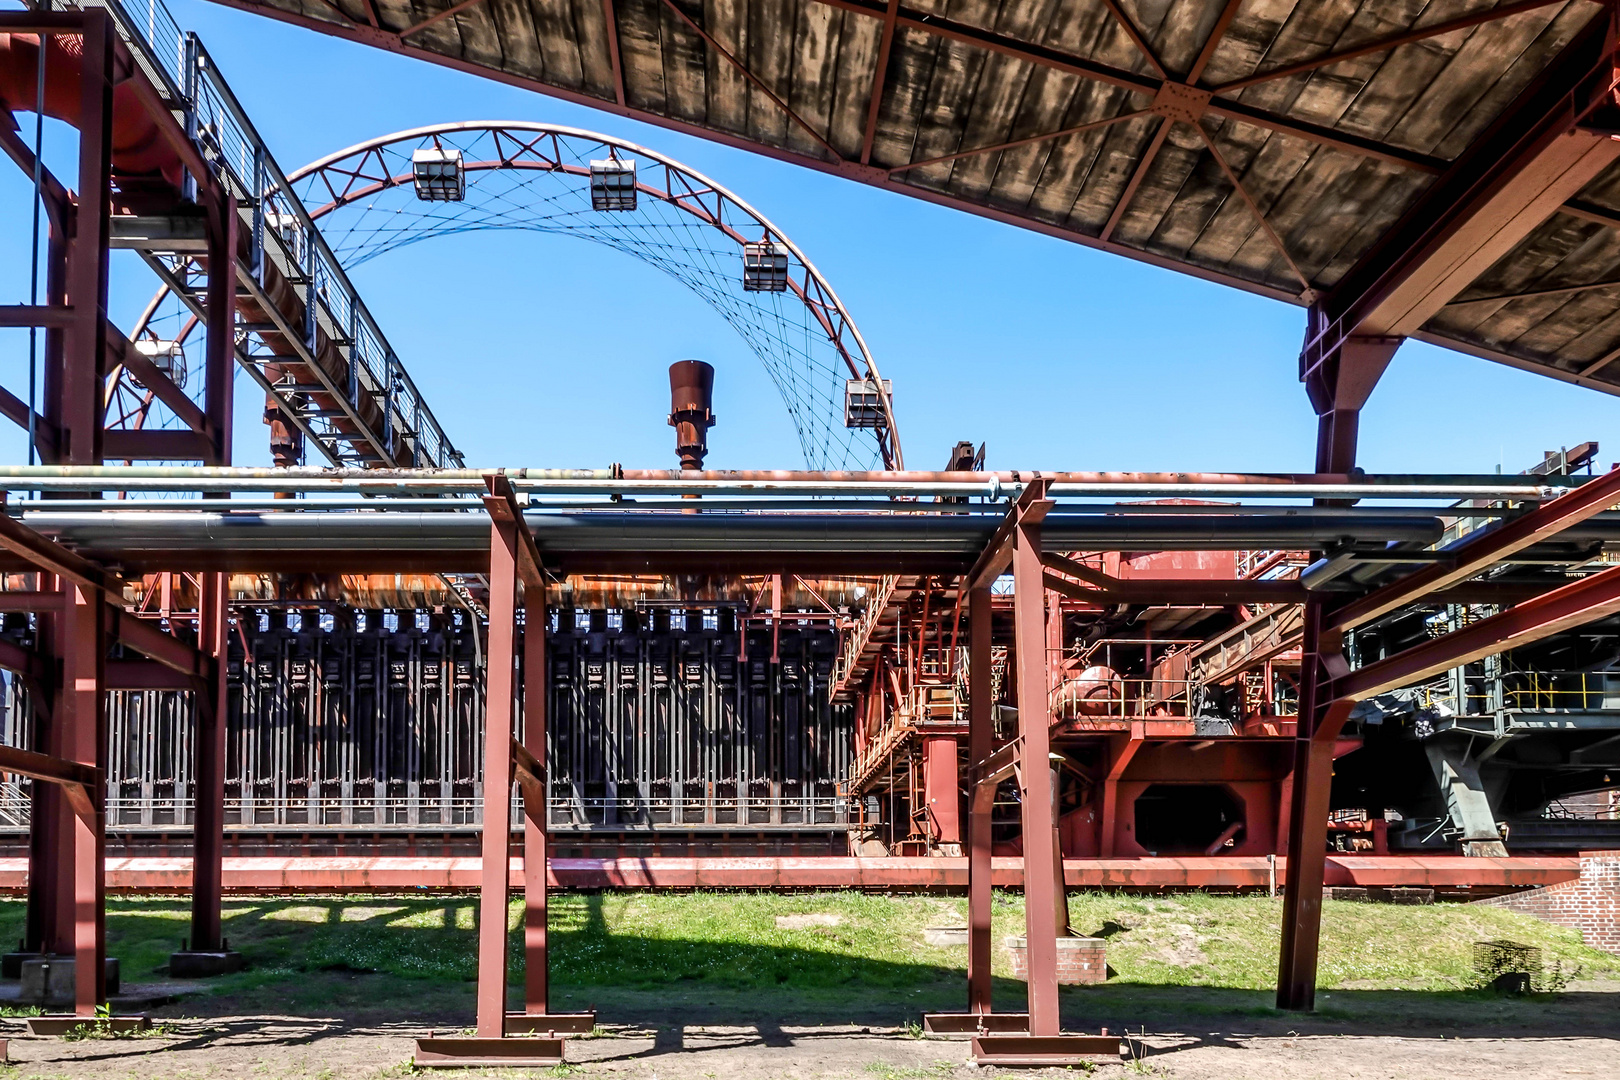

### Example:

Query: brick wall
xmin=1004 ymin=936 xmax=1107 ymax=984
xmin=1473 ymin=852 xmax=1620 ymax=955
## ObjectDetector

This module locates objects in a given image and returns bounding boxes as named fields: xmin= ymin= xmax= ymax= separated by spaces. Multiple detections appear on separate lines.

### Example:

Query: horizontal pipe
xmin=0 ymin=479 xmax=1580 ymax=500
xmin=0 ymin=465 xmax=1588 ymax=500
xmin=14 ymin=509 xmax=1448 ymax=560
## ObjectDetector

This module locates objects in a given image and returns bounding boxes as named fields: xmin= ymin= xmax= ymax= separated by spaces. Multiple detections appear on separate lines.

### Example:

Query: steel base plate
xmin=922 ymin=1012 xmax=1030 ymax=1035
xmin=504 ymin=1011 xmax=597 ymax=1035
xmin=413 ymin=1036 xmax=564 ymax=1068
xmin=971 ymin=1034 xmax=1124 ymax=1065
xmin=27 ymin=1015 xmax=150 ymax=1036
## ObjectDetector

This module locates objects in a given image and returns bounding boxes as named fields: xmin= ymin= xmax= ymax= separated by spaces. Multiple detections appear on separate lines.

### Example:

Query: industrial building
xmin=3 ymin=0 xmax=1620 ymax=1067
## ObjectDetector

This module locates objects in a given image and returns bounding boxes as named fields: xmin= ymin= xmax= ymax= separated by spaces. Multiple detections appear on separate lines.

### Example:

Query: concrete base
xmin=169 ymin=950 xmax=246 ymax=978
xmin=18 ymin=957 xmax=120 ymax=1007
xmin=1 ymin=952 xmax=31 ymax=979
xmin=27 ymin=1014 xmax=149 ymax=1036
xmin=414 ymin=1036 xmax=564 ymax=1068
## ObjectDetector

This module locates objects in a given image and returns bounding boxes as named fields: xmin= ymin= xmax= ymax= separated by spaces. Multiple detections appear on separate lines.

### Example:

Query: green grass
xmin=0 ymin=889 xmax=1611 ymax=1022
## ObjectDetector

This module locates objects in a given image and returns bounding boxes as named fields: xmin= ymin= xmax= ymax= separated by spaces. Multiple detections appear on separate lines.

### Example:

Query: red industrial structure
xmin=4 ymin=0 xmax=1620 ymax=1069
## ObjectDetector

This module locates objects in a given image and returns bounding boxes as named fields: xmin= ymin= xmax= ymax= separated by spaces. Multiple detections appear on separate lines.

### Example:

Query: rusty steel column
xmin=204 ymin=194 xmax=237 ymax=464
xmin=522 ymin=590 xmax=548 ymax=1015
xmin=1277 ymin=353 xmax=1374 ymax=1011
xmin=1276 ymin=602 xmax=1342 ymax=1011
xmin=188 ymin=571 xmax=228 ymax=952
xmin=62 ymin=580 xmax=105 ymax=1014
xmin=922 ymin=735 xmax=960 ymax=853
xmin=477 ymin=518 xmax=521 ymax=1037
xmin=966 ymin=586 xmax=992 ymax=1014
xmin=64 ymin=9 xmax=112 ymax=467
xmin=33 ymin=578 xmax=74 ymax=962
xmin=1012 ymin=512 xmax=1061 ymax=1037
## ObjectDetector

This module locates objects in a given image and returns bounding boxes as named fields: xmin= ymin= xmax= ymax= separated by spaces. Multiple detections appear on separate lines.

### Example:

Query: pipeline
xmin=0 ymin=31 xmax=185 ymax=189
xmin=0 ymin=465 xmax=1587 ymax=500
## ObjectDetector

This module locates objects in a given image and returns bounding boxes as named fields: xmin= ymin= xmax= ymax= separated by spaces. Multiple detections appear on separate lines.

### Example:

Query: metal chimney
xmin=668 ymin=360 xmax=716 ymax=471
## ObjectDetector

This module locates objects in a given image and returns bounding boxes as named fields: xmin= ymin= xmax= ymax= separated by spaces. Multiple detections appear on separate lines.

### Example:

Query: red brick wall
xmin=1004 ymin=937 xmax=1107 ymax=984
xmin=1474 ymin=852 xmax=1619 ymax=955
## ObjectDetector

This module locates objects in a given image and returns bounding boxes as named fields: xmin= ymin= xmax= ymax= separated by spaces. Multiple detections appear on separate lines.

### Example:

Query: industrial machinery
xmin=8 ymin=0 xmax=1620 ymax=1061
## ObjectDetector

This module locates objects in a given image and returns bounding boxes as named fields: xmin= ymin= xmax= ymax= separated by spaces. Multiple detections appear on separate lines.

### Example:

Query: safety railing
xmin=68 ymin=0 xmax=463 ymax=469
xmin=830 ymin=574 xmax=898 ymax=697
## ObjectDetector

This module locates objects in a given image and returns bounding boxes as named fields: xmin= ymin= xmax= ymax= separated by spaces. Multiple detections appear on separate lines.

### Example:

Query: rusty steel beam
xmin=966 ymin=586 xmax=992 ymax=1015
xmin=1011 ymin=500 xmax=1061 ymax=1038
xmin=1304 ymin=12 xmax=1620 ymax=369
xmin=1214 ymin=0 xmax=1578 ymax=94
xmin=859 ymin=0 xmax=901 ymax=166
xmin=483 ymin=473 xmax=546 ymax=588
xmin=189 ymin=572 xmax=229 ymax=954
xmin=103 ymin=607 xmax=209 ymax=678
xmin=0 ymin=510 xmax=123 ymax=599
xmin=1339 ymin=559 xmax=1620 ymax=708
xmin=519 ymin=588 xmax=549 ymax=1021
xmin=1330 ymin=464 xmax=1620 ymax=631
xmin=0 ymin=745 xmax=97 ymax=817
xmin=600 ymin=0 xmax=626 ymax=107
xmin=965 ymin=480 xmax=1054 ymax=590
xmin=476 ymin=514 xmax=520 ymax=1039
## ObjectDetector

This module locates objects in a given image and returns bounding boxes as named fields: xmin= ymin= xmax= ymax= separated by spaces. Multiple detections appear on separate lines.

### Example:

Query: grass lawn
xmin=1 ymin=890 xmax=1614 ymax=1031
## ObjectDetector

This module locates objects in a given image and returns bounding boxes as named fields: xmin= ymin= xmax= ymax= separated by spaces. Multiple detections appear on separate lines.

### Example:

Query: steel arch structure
xmin=117 ymin=121 xmax=901 ymax=471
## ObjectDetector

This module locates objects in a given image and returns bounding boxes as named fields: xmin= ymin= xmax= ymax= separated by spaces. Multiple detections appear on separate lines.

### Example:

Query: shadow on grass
xmin=0 ymin=896 xmax=1613 ymax=1065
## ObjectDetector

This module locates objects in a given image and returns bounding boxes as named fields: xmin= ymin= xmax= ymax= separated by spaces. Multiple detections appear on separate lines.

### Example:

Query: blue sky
xmin=2 ymin=0 xmax=1615 ymax=474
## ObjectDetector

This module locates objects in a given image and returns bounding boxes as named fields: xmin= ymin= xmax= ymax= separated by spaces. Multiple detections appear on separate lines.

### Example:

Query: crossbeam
xmin=1330 ymin=465 xmax=1620 ymax=631
xmin=0 ymin=745 xmax=97 ymax=818
xmin=965 ymin=479 xmax=1053 ymax=590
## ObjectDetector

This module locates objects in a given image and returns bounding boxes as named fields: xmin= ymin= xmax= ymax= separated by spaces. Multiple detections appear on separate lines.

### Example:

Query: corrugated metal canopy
xmin=205 ymin=0 xmax=1620 ymax=395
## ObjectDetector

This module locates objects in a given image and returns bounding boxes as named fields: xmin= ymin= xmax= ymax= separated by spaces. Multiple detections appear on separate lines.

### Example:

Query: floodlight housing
xmin=133 ymin=339 xmax=187 ymax=389
xmin=844 ymin=378 xmax=892 ymax=429
xmin=590 ymin=157 xmax=638 ymax=210
xmin=412 ymin=147 xmax=465 ymax=202
xmin=742 ymin=241 xmax=790 ymax=291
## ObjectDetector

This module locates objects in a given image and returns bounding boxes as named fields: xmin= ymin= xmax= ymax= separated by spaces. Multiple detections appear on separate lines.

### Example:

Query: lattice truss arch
xmin=115 ymin=121 xmax=902 ymax=471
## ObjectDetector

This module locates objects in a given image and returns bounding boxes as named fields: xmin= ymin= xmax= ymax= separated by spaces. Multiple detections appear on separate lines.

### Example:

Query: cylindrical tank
xmin=1054 ymin=665 xmax=1124 ymax=717
xmin=667 ymin=360 xmax=716 ymax=471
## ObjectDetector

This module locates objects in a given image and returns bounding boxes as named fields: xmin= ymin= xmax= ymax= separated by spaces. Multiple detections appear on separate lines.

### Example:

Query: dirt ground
xmin=4 ymin=982 xmax=1616 ymax=1080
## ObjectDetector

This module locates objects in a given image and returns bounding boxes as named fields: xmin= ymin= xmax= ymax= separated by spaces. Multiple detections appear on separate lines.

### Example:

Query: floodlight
xmin=412 ymin=147 xmax=465 ymax=201
xmin=742 ymin=241 xmax=789 ymax=291
xmin=133 ymin=339 xmax=187 ymax=389
xmin=589 ymin=157 xmax=637 ymax=210
xmin=844 ymin=377 xmax=892 ymax=429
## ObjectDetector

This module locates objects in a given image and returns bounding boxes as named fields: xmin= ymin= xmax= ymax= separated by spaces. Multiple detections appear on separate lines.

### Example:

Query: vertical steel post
xmin=1012 ymin=515 xmax=1060 ymax=1037
xmin=65 ymin=9 xmax=112 ymax=467
xmin=1278 ymin=333 xmax=1391 ymax=1010
xmin=189 ymin=571 xmax=228 ymax=952
xmin=966 ymin=586 xmax=992 ymax=1014
xmin=477 ymin=520 xmax=520 ymax=1037
xmin=189 ymin=186 xmax=235 ymax=956
xmin=1275 ymin=603 xmax=1340 ymax=1011
xmin=522 ymin=590 xmax=548 ymax=1015
xmin=205 ymin=194 xmax=237 ymax=464
xmin=62 ymin=581 xmax=105 ymax=1014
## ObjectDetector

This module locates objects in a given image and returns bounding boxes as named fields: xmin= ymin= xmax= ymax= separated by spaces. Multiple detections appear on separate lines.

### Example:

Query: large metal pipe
xmin=14 ymin=509 xmax=1449 ymax=563
xmin=0 ymin=464 xmax=1591 ymax=488
xmin=0 ymin=470 xmax=1586 ymax=501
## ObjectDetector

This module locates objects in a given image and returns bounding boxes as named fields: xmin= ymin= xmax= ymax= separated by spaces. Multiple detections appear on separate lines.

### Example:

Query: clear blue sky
xmin=2 ymin=0 xmax=1615 ymax=474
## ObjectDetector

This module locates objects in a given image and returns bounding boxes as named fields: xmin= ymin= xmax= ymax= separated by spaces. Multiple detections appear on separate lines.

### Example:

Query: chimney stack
xmin=668 ymin=360 xmax=716 ymax=471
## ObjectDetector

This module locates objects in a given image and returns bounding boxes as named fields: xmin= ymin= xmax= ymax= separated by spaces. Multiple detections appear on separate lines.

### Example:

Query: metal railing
xmin=66 ymin=0 xmax=462 ymax=469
